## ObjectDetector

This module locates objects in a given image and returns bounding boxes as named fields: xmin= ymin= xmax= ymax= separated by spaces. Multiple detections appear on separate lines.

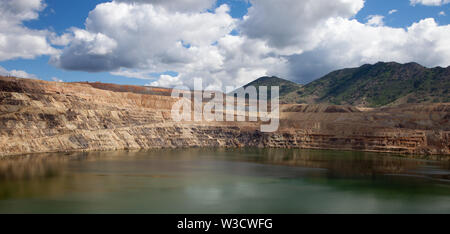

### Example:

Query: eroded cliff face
xmin=0 ymin=77 xmax=449 ymax=159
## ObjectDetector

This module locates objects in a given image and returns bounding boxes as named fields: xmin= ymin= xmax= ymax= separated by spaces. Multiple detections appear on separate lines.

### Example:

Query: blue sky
xmin=355 ymin=0 xmax=449 ymax=27
xmin=0 ymin=0 xmax=449 ymax=87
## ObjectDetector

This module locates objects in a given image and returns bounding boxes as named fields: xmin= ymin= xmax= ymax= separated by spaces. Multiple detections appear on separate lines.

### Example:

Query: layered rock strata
xmin=0 ymin=77 xmax=448 ymax=159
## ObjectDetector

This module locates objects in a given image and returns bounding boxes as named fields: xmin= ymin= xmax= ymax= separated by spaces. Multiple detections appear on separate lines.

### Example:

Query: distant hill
xmin=243 ymin=62 xmax=450 ymax=107
xmin=291 ymin=62 xmax=450 ymax=107
xmin=239 ymin=76 xmax=302 ymax=99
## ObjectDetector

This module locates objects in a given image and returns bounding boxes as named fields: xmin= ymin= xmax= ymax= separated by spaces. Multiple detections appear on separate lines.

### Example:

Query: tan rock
xmin=0 ymin=76 xmax=448 ymax=159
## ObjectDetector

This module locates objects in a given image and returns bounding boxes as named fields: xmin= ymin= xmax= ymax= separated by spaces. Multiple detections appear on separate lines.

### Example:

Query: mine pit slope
xmin=0 ymin=70 xmax=449 ymax=159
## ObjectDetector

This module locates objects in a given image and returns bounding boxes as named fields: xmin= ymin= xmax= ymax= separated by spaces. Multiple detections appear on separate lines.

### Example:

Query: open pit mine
xmin=0 ymin=76 xmax=449 ymax=159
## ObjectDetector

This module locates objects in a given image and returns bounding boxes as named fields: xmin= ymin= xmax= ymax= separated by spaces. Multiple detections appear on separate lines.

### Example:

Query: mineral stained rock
xmin=0 ymin=76 xmax=449 ymax=159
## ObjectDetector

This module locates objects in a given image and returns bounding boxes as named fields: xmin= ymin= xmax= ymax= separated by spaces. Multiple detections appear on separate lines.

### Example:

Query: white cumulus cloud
xmin=285 ymin=18 xmax=450 ymax=83
xmin=410 ymin=0 xmax=450 ymax=6
xmin=241 ymin=0 xmax=364 ymax=53
xmin=0 ymin=65 xmax=38 ymax=79
xmin=0 ymin=0 xmax=57 ymax=61
xmin=51 ymin=1 xmax=287 ymax=89
xmin=51 ymin=0 xmax=450 ymax=87
xmin=147 ymin=74 xmax=183 ymax=87
xmin=238 ymin=0 xmax=450 ymax=83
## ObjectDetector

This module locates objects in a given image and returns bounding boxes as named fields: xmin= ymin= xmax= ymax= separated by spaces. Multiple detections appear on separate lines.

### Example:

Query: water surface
xmin=0 ymin=148 xmax=449 ymax=214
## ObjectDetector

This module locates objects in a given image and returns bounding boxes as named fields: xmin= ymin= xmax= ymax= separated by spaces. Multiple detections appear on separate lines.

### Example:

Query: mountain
xmin=293 ymin=62 xmax=450 ymax=107
xmin=240 ymin=76 xmax=302 ymax=99
xmin=245 ymin=62 xmax=450 ymax=107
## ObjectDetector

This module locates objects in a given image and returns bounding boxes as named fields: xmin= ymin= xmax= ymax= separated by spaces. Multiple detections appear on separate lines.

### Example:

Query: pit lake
xmin=0 ymin=148 xmax=449 ymax=214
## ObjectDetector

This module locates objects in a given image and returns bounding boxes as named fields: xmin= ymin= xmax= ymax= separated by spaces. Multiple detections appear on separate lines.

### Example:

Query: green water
xmin=0 ymin=148 xmax=449 ymax=214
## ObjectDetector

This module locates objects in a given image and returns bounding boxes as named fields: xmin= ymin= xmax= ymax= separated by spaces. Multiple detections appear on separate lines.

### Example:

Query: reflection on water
xmin=0 ymin=148 xmax=449 ymax=214
xmin=0 ymin=154 xmax=66 ymax=180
